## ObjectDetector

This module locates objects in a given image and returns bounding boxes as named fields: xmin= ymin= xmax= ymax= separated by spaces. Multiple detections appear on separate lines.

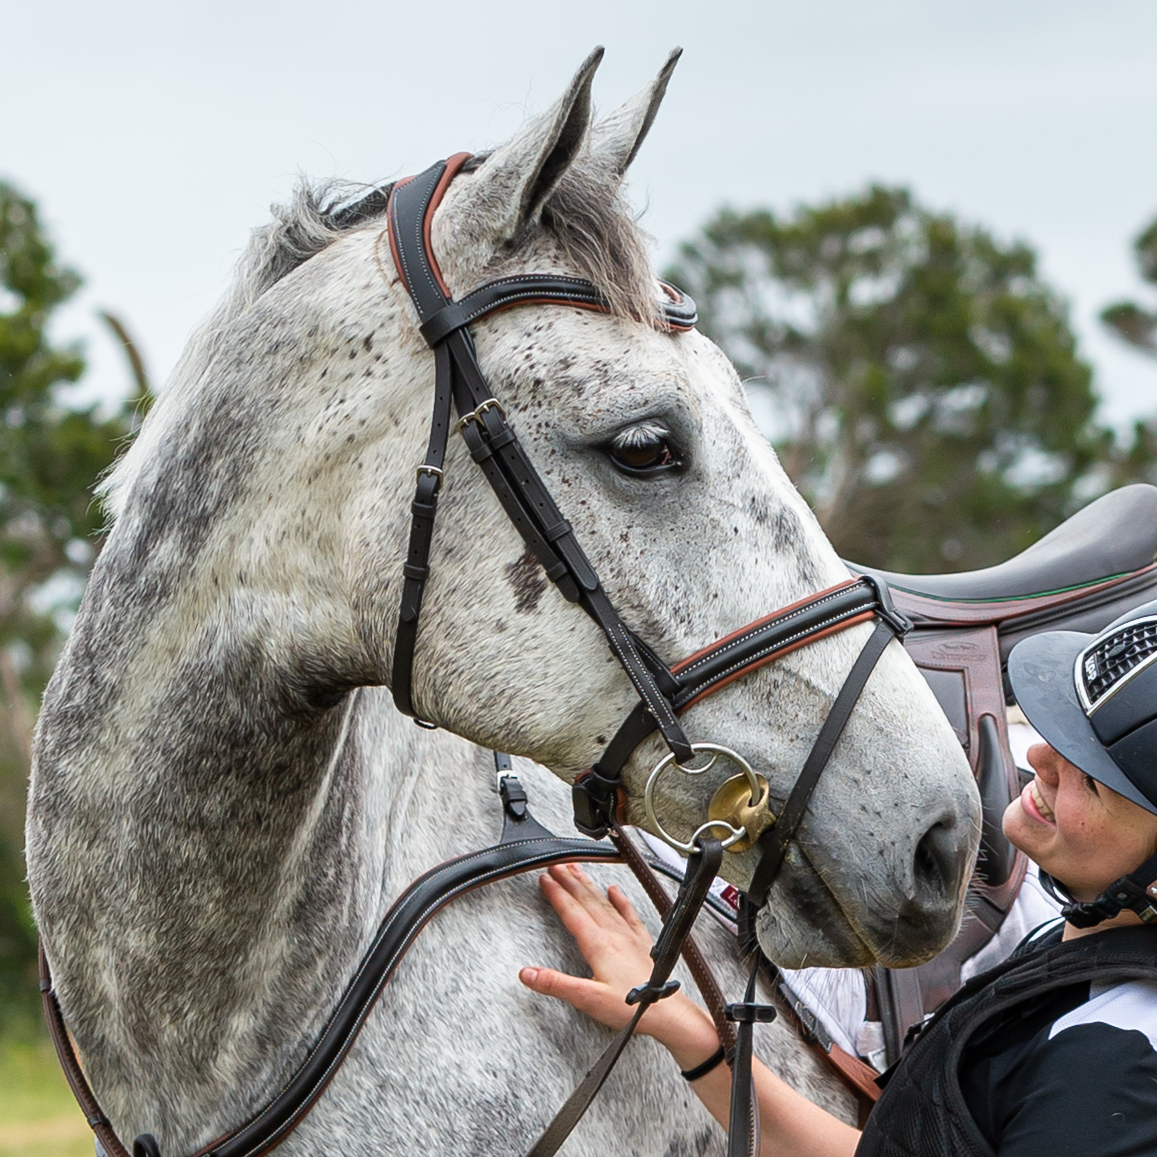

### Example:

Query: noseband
xmin=387 ymin=153 xmax=911 ymax=902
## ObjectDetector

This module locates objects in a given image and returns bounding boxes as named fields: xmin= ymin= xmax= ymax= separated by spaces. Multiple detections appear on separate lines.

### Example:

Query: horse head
xmin=99 ymin=50 xmax=978 ymax=971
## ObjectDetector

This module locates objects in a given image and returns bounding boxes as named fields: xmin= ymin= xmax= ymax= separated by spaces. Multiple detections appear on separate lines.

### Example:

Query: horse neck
xmin=31 ymin=592 xmax=499 ymax=1127
xmin=348 ymin=692 xmax=514 ymax=907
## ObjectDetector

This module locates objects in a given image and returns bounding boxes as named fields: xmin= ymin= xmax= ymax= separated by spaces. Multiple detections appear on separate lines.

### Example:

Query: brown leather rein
xmin=41 ymin=154 xmax=911 ymax=1157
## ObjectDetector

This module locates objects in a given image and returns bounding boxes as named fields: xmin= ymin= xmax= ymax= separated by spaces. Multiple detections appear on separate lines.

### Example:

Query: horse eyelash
xmin=611 ymin=421 xmax=672 ymax=451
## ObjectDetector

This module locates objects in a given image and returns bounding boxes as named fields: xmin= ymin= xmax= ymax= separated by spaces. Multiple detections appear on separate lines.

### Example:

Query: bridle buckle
xmin=415 ymin=464 xmax=444 ymax=493
xmin=455 ymin=398 xmax=506 ymax=432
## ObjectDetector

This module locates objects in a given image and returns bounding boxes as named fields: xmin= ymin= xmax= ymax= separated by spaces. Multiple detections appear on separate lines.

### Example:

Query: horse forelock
xmin=537 ymin=154 xmax=660 ymax=326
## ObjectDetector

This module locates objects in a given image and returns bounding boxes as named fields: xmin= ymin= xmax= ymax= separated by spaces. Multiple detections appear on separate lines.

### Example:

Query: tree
xmin=666 ymin=187 xmax=1108 ymax=572
xmin=1096 ymin=214 xmax=1157 ymax=492
xmin=0 ymin=182 xmax=135 ymax=1020
xmin=1102 ymin=215 xmax=1157 ymax=356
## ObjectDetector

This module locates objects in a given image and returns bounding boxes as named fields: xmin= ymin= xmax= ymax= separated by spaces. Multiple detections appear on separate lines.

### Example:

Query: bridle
xmin=383 ymin=154 xmax=910 ymax=1152
xmin=386 ymin=153 xmax=911 ymax=901
xmin=43 ymin=153 xmax=910 ymax=1157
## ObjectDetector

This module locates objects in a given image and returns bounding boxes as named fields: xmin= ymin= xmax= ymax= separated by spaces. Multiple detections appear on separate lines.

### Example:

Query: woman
xmin=520 ymin=602 xmax=1157 ymax=1156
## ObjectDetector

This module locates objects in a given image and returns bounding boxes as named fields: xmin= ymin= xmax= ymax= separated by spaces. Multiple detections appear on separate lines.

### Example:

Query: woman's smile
xmin=1004 ymin=742 xmax=1157 ymax=908
xmin=1020 ymin=778 xmax=1056 ymax=825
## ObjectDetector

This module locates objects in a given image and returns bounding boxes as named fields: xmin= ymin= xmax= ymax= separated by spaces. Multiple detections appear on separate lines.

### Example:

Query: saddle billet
xmin=852 ymin=482 xmax=1157 ymax=1064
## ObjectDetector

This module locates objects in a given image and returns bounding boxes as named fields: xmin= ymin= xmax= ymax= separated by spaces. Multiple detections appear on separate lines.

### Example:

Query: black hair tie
xmin=680 ymin=1044 xmax=727 ymax=1082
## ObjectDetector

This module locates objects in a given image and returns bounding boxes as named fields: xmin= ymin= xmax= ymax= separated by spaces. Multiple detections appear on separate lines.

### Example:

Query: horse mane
xmin=99 ymin=153 xmax=656 ymax=520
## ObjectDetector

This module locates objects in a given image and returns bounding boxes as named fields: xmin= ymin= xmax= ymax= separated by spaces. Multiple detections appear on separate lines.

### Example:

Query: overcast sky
xmin=4 ymin=0 xmax=1156 ymax=427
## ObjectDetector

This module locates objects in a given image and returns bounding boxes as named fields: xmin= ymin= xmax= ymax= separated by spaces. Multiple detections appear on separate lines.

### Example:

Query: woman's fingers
xmin=549 ymin=864 xmax=625 ymax=930
xmin=606 ymin=883 xmax=648 ymax=934
xmin=519 ymin=966 xmax=631 ymax=1029
xmin=537 ymin=866 xmax=657 ymax=977
xmin=539 ymin=870 xmax=604 ymax=942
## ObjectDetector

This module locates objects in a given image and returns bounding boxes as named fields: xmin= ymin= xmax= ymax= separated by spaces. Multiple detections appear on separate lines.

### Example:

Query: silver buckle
xmin=415 ymin=464 xmax=443 ymax=493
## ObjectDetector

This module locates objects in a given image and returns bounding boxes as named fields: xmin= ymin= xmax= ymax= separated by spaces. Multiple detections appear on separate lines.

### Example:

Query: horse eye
xmin=607 ymin=425 xmax=682 ymax=476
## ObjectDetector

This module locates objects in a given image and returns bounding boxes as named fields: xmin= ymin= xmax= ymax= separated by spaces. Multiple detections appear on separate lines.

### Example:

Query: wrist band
xmin=680 ymin=1045 xmax=726 ymax=1082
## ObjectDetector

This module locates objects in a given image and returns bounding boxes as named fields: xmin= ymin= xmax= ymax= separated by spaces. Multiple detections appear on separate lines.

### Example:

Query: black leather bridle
xmin=44 ymin=154 xmax=911 ymax=1157
xmin=382 ymin=155 xmax=910 ymax=1153
xmin=386 ymin=153 xmax=911 ymax=899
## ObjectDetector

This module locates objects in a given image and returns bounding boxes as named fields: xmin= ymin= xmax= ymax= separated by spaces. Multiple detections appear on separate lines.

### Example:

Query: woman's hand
xmin=522 ymin=863 xmax=861 ymax=1157
xmin=519 ymin=863 xmax=719 ymax=1065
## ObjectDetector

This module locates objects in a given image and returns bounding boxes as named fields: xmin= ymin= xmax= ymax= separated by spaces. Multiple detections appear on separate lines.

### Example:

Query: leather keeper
xmin=486 ymin=427 xmax=517 ymax=451
xmin=625 ymin=978 xmax=681 ymax=1006
xmin=724 ymin=1001 xmax=778 ymax=1025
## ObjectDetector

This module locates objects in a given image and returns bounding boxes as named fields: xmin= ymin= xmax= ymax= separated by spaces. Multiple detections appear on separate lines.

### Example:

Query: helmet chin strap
xmin=1040 ymin=847 xmax=1157 ymax=929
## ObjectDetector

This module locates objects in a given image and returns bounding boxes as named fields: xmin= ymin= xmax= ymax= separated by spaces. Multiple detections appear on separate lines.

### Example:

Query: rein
xmin=42 ymin=154 xmax=910 ymax=1157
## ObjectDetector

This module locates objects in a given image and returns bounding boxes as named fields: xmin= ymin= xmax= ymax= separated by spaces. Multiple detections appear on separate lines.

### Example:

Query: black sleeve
xmin=992 ymin=1022 xmax=1157 ymax=1157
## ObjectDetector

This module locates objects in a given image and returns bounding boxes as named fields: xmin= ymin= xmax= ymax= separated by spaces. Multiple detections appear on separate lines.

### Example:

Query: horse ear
xmin=587 ymin=48 xmax=682 ymax=178
xmin=456 ymin=47 xmax=603 ymax=248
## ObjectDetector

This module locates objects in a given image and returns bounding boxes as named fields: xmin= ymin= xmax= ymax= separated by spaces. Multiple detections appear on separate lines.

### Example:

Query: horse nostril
xmin=913 ymin=819 xmax=966 ymax=901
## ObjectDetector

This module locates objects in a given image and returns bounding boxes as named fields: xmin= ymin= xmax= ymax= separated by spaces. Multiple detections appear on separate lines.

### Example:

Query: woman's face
xmin=1003 ymin=742 xmax=1157 ymax=902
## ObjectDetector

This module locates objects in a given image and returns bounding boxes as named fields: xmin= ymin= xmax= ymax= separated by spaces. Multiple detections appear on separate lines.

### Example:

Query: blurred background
xmin=1 ymin=1 xmax=1155 ymax=1150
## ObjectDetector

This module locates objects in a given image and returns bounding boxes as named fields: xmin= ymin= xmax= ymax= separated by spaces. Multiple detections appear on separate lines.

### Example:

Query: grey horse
xmin=27 ymin=49 xmax=979 ymax=1157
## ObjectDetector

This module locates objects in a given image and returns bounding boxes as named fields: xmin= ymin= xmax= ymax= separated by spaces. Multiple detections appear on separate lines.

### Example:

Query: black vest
xmin=856 ymin=925 xmax=1157 ymax=1157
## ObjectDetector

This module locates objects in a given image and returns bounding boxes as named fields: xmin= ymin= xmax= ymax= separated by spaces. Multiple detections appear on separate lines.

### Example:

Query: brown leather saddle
xmin=853 ymin=482 xmax=1157 ymax=1064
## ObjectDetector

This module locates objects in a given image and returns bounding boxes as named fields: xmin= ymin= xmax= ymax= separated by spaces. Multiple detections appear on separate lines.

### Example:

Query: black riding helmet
xmin=1008 ymin=598 xmax=1157 ymax=927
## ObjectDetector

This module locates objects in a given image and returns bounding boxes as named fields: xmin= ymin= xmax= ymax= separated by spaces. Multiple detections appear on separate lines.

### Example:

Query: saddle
xmin=853 ymin=482 xmax=1157 ymax=1065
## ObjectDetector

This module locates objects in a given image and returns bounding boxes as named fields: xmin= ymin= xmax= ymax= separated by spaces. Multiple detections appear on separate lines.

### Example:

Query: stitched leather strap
xmin=747 ymin=618 xmax=897 ymax=906
xmin=41 ymin=831 xmax=623 ymax=1157
xmin=44 ymin=814 xmax=741 ymax=1157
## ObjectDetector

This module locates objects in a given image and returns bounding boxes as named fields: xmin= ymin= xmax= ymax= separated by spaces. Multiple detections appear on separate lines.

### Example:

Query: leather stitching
xmin=675 ymin=588 xmax=873 ymax=678
xmin=676 ymin=606 xmax=876 ymax=696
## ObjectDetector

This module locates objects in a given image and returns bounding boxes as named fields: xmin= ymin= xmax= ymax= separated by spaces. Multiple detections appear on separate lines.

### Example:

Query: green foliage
xmin=0 ymin=1030 xmax=92 ymax=1155
xmin=667 ymin=187 xmax=1108 ymax=571
xmin=1102 ymin=215 xmax=1157 ymax=355
xmin=0 ymin=183 xmax=134 ymax=1021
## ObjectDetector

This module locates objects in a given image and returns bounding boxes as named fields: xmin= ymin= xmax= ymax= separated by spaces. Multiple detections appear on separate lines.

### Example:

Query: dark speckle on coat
xmin=505 ymin=549 xmax=547 ymax=615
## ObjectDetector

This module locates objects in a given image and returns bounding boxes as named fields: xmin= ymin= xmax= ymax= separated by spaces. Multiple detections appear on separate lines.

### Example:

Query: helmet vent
xmin=1080 ymin=618 xmax=1157 ymax=711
